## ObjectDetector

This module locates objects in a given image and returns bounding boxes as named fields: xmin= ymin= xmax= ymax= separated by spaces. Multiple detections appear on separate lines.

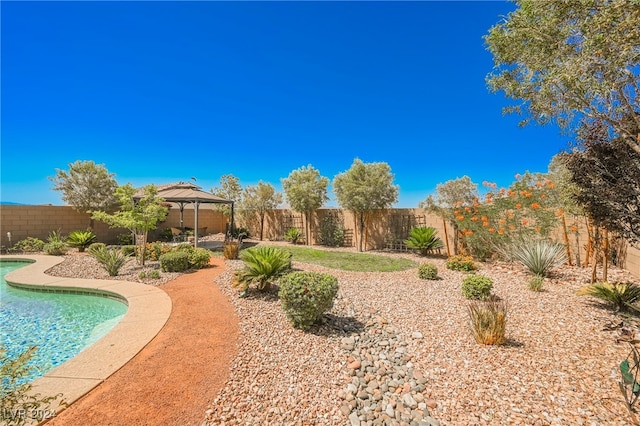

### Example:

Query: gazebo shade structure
xmin=134 ymin=182 xmax=234 ymax=248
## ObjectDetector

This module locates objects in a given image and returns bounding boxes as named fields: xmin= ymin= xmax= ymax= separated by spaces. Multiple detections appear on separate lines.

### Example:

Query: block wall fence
xmin=1 ymin=204 xmax=639 ymax=279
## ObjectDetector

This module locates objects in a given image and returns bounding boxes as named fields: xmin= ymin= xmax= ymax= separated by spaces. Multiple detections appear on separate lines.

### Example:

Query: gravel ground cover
xmin=43 ymin=242 xmax=640 ymax=425
xmin=203 ymin=242 xmax=638 ymax=426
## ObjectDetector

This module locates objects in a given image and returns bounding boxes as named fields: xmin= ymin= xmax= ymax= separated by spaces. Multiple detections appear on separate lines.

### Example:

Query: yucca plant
xmin=66 ymin=230 xmax=97 ymax=252
xmin=510 ymin=239 xmax=567 ymax=277
xmin=404 ymin=226 xmax=444 ymax=256
xmin=578 ymin=282 xmax=640 ymax=312
xmin=284 ymin=228 xmax=302 ymax=245
xmin=90 ymin=246 xmax=127 ymax=276
xmin=468 ymin=298 xmax=508 ymax=345
xmin=233 ymin=246 xmax=292 ymax=294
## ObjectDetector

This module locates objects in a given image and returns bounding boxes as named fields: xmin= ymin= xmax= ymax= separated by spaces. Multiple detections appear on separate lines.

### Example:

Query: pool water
xmin=0 ymin=261 xmax=127 ymax=384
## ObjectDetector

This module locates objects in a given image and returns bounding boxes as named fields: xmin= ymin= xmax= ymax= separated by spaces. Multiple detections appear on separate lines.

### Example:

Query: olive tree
xmin=281 ymin=165 xmax=329 ymax=245
xmin=48 ymin=160 xmax=118 ymax=229
xmin=333 ymin=159 xmax=398 ymax=252
xmin=211 ymin=174 xmax=243 ymax=218
xmin=242 ymin=181 xmax=283 ymax=241
xmin=485 ymin=0 xmax=640 ymax=153
xmin=91 ymin=184 xmax=168 ymax=265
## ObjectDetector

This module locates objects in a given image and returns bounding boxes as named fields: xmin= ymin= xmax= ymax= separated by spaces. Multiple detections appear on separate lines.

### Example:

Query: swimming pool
xmin=0 ymin=261 xmax=128 ymax=384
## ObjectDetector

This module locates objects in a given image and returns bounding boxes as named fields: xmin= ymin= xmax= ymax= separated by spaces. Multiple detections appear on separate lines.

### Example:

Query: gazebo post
xmin=194 ymin=201 xmax=200 ymax=248
xmin=179 ymin=203 xmax=185 ymax=231
xmin=230 ymin=201 xmax=235 ymax=236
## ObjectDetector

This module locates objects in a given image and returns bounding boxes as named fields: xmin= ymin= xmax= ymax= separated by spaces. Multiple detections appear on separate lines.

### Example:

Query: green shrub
xmin=405 ymin=227 xmax=444 ymax=256
xmin=90 ymin=246 xmax=127 ymax=276
xmin=149 ymin=270 xmax=161 ymax=279
xmin=468 ymin=299 xmax=507 ymax=345
xmin=11 ymin=237 xmax=45 ymax=253
xmin=189 ymin=247 xmax=211 ymax=269
xmin=87 ymin=242 xmax=106 ymax=256
xmin=1 ymin=346 xmax=62 ymax=426
xmin=528 ymin=275 xmax=545 ymax=292
xmin=233 ymin=246 xmax=292 ymax=293
xmin=446 ymin=255 xmax=477 ymax=272
xmin=418 ymin=263 xmax=438 ymax=280
xmin=278 ymin=271 xmax=339 ymax=330
xmin=462 ymin=274 xmax=493 ymax=300
xmin=116 ymin=233 xmax=133 ymax=245
xmin=43 ymin=241 xmax=68 ymax=256
xmin=284 ymin=228 xmax=302 ymax=245
xmin=66 ymin=230 xmax=97 ymax=252
xmin=138 ymin=271 xmax=147 ymax=279
xmin=578 ymin=282 xmax=640 ymax=312
xmin=159 ymin=251 xmax=191 ymax=272
xmin=137 ymin=242 xmax=172 ymax=261
xmin=510 ymin=239 xmax=567 ymax=277
xmin=318 ymin=215 xmax=345 ymax=247
xmin=120 ymin=245 xmax=136 ymax=257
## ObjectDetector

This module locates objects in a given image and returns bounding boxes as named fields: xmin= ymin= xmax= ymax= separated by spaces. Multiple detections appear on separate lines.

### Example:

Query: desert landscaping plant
xmin=66 ymin=230 xmax=97 ymax=252
xmin=418 ymin=263 xmax=438 ymax=280
xmin=468 ymin=298 xmax=508 ymax=345
xmin=278 ymin=271 xmax=339 ymax=330
xmin=10 ymin=237 xmax=45 ymax=253
xmin=510 ymin=239 xmax=567 ymax=277
xmin=446 ymin=255 xmax=477 ymax=272
xmin=284 ymin=228 xmax=302 ymax=245
xmin=159 ymin=251 xmax=191 ymax=272
xmin=43 ymin=230 xmax=67 ymax=256
xmin=404 ymin=226 xmax=444 ymax=256
xmin=619 ymin=344 xmax=640 ymax=424
xmin=233 ymin=246 xmax=292 ymax=294
xmin=578 ymin=282 xmax=640 ymax=312
xmin=462 ymin=274 xmax=493 ymax=300
xmin=528 ymin=275 xmax=545 ymax=292
xmin=223 ymin=241 xmax=240 ymax=260
xmin=90 ymin=246 xmax=127 ymax=276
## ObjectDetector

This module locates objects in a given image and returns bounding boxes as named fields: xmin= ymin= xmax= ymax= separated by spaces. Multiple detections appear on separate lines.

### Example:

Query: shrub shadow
xmin=308 ymin=314 xmax=365 ymax=337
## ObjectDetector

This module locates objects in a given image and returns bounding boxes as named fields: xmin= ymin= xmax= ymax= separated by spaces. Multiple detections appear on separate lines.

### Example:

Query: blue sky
xmin=1 ymin=1 xmax=571 ymax=207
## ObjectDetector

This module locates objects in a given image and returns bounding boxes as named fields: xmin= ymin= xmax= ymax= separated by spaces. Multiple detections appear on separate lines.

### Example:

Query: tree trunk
xmin=136 ymin=231 xmax=147 ymax=266
xmin=603 ymin=228 xmax=609 ymax=282
xmin=358 ymin=213 xmax=365 ymax=252
xmin=442 ymin=215 xmax=451 ymax=257
xmin=574 ymin=216 xmax=581 ymax=267
xmin=259 ymin=211 xmax=265 ymax=241
xmin=561 ymin=214 xmax=572 ymax=266
xmin=585 ymin=218 xmax=593 ymax=268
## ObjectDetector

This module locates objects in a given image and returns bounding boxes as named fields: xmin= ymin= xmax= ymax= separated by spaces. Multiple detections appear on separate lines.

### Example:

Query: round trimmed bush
xmin=461 ymin=274 xmax=493 ymax=300
xmin=418 ymin=263 xmax=438 ymax=280
xmin=278 ymin=271 xmax=339 ymax=330
xmin=189 ymin=247 xmax=211 ymax=269
xmin=446 ymin=255 xmax=477 ymax=272
xmin=159 ymin=251 xmax=191 ymax=272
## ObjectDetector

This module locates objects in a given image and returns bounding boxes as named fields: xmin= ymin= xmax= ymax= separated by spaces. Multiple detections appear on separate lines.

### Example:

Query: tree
xmin=563 ymin=120 xmax=640 ymax=245
xmin=420 ymin=176 xmax=479 ymax=256
xmin=91 ymin=184 xmax=168 ymax=265
xmin=281 ymin=165 xmax=329 ymax=245
xmin=211 ymin=174 xmax=243 ymax=217
xmin=48 ymin=160 xmax=118 ymax=229
xmin=485 ymin=0 xmax=640 ymax=154
xmin=242 ymin=181 xmax=283 ymax=241
xmin=333 ymin=159 xmax=398 ymax=252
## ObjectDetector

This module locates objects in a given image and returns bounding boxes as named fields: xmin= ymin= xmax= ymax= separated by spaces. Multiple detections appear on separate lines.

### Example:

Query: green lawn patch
xmin=274 ymin=245 xmax=417 ymax=272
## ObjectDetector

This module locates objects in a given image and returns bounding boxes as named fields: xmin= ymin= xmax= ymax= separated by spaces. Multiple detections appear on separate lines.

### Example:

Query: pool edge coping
xmin=0 ymin=254 xmax=172 ymax=422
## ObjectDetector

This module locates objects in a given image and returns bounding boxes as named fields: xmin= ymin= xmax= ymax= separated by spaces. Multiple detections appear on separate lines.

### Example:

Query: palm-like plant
xmin=404 ymin=227 xmax=444 ymax=256
xmin=510 ymin=239 xmax=567 ymax=277
xmin=578 ymin=282 xmax=640 ymax=312
xmin=66 ymin=230 xmax=97 ymax=252
xmin=233 ymin=246 xmax=292 ymax=294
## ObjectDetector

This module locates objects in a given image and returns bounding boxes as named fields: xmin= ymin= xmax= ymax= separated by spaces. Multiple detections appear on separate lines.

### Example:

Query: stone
xmin=340 ymin=403 xmax=352 ymax=416
xmin=426 ymin=399 xmax=438 ymax=409
xmin=402 ymin=393 xmax=418 ymax=409
xmin=349 ymin=359 xmax=362 ymax=370
xmin=411 ymin=331 xmax=423 ymax=339
xmin=348 ymin=412 xmax=360 ymax=426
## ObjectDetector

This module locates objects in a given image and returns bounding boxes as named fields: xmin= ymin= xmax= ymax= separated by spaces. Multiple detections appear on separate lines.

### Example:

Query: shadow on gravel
xmin=310 ymin=314 xmax=365 ymax=337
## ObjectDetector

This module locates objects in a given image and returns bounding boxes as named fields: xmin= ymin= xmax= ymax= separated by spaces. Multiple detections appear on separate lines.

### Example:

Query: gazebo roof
xmin=137 ymin=182 xmax=232 ymax=204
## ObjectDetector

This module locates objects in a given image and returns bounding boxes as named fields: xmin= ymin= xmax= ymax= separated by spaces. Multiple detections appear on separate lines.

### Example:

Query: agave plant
xmin=404 ymin=226 xmax=444 ymax=256
xmin=66 ymin=230 xmax=97 ymax=252
xmin=510 ymin=239 xmax=567 ymax=277
xmin=233 ymin=246 xmax=292 ymax=294
xmin=578 ymin=282 xmax=640 ymax=312
xmin=89 ymin=246 xmax=127 ymax=276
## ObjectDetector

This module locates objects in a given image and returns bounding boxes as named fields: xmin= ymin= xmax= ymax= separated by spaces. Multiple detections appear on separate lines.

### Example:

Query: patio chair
xmin=171 ymin=227 xmax=185 ymax=243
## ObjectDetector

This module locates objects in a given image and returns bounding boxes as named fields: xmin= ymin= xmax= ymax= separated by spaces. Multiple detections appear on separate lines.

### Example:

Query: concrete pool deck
xmin=1 ymin=254 xmax=172 ymax=420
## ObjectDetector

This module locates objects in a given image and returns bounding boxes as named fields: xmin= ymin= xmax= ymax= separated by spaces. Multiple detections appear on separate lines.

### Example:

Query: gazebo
xmin=136 ymin=182 xmax=234 ymax=248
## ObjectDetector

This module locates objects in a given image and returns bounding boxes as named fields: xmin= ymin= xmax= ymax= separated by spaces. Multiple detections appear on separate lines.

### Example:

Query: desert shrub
xmin=278 ymin=271 xmax=339 ymax=330
xmin=66 ymin=230 xmax=97 ymax=252
xmin=446 ymin=255 xmax=477 ymax=272
xmin=116 ymin=233 xmax=133 ymax=245
xmin=468 ymin=298 xmax=508 ymax=345
xmin=578 ymin=282 xmax=640 ymax=312
xmin=461 ymin=274 xmax=493 ymax=300
xmin=43 ymin=241 xmax=68 ymax=256
xmin=1 ymin=346 xmax=62 ymax=426
xmin=11 ymin=237 xmax=45 ymax=253
xmin=120 ymin=245 xmax=136 ymax=257
xmin=233 ymin=246 xmax=292 ymax=293
xmin=189 ymin=247 xmax=211 ymax=269
xmin=149 ymin=270 xmax=160 ymax=279
xmin=510 ymin=239 xmax=567 ymax=277
xmin=418 ymin=263 xmax=438 ymax=280
xmin=405 ymin=227 xmax=444 ymax=256
xmin=87 ymin=242 xmax=106 ymax=256
xmin=137 ymin=242 xmax=172 ymax=261
xmin=223 ymin=241 xmax=240 ymax=260
xmin=318 ymin=215 xmax=345 ymax=247
xmin=159 ymin=251 xmax=191 ymax=272
xmin=528 ymin=275 xmax=545 ymax=292
xmin=284 ymin=228 xmax=302 ymax=245
xmin=90 ymin=246 xmax=127 ymax=276
xmin=138 ymin=271 xmax=147 ymax=279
